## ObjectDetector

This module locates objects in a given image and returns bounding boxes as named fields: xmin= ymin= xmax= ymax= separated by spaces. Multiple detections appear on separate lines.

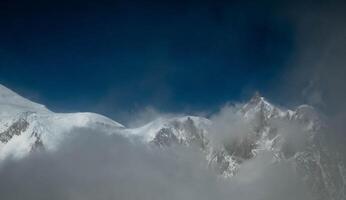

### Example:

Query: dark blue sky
xmin=0 ymin=0 xmax=296 ymax=121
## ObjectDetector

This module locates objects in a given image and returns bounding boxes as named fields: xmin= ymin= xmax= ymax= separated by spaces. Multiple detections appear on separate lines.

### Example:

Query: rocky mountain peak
xmin=249 ymin=91 xmax=263 ymax=104
xmin=240 ymin=92 xmax=279 ymax=121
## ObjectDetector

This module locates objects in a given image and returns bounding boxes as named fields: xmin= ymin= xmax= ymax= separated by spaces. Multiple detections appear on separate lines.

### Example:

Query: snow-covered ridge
xmin=0 ymin=85 xmax=51 ymax=116
xmin=125 ymin=116 xmax=211 ymax=142
xmin=0 ymin=84 xmax=212 ymax=158
xmin=0 ymin=84 xmax=125 ymax=158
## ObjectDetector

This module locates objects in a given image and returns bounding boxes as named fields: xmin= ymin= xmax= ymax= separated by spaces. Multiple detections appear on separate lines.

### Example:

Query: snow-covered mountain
xmin=0 ymin=84 xmax=345 ymax=200
xmin=0 ymin=84 xmax=124 ymax=159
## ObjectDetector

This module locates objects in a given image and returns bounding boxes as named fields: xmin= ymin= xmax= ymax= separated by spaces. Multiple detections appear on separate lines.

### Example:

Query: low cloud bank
xmin=0 ymin=127 xmax=310 ymax=200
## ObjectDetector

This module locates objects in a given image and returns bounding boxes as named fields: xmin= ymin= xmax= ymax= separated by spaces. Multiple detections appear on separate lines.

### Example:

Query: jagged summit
xmin=242 ymin=91 xmax=271 ymax=109
xmin=125 ymin=116 xmax=211 ymax=142
xmin=249 ymin=91 xmax=263 ymax=104
xmin=240 ymin=92 xmax=281 ymax=120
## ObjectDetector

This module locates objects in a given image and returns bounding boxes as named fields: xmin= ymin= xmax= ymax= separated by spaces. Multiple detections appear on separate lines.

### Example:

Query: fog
xmin=0 ymin=127 xmax=311 ymax=200
xmin=209 ymin=104 xmax=252 ymax=147
xmin=275 ymin=0 xmax=346 ymax=156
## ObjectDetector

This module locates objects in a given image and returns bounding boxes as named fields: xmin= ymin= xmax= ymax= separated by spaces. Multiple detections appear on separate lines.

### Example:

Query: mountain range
xmin=0 ymin=84 xmax=345 ymax=200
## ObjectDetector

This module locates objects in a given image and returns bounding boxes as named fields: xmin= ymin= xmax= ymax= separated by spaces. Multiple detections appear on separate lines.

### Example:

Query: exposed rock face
xmin=152 ymin=128 xmax=179 ymax=147
xmin=0 ymin=118 xmax=29 ymax=143
xmin=0 ymin=112 xmax=45 ymax=153
xmin=30 ymin=131 xmax=44 ymax=152
xmin=149 ymin=117 xmax=209 ymax=150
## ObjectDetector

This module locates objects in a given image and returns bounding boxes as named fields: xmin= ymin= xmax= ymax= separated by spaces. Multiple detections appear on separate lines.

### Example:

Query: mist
xmin=0 ymin=127 xmax=311 ymax=200
xmin=273 ymin=0 xmax=346 ymax=157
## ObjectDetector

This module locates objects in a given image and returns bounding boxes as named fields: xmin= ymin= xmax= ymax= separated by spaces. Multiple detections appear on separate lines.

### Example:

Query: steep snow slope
xmin=0 ymin=84 xmax=50 ymax=116
xmin=0 ymin=84 xmax=124 ymax=159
